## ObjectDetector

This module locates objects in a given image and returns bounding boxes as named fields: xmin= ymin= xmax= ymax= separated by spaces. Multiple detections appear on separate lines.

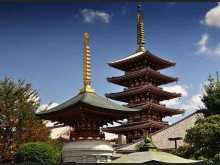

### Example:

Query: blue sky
xmin=1 ymin=2 xmax=220 ymax=127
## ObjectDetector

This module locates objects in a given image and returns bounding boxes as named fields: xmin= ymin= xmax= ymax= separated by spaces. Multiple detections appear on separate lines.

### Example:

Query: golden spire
xmin=80 ymin=32 xmax=95 ymax=93
xmin=136 ymin=4 xmax=146 ymax=52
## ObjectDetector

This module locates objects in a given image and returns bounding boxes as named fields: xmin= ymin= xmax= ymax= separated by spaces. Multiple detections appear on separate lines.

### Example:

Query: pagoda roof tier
xmin=105 ymin=84 xmax=181 ymax=102
xmin=107 ymin=67 xmax=178 ymax=87
xmin=36 ymin=91 xmax=139 ymax=125
xmin=102 ymin=120 xmax=167 ymax=134
xmin=128 ymin=102 xmax=185 ymax=116
xmin=108 ymin=50 xmax=176 ymax=71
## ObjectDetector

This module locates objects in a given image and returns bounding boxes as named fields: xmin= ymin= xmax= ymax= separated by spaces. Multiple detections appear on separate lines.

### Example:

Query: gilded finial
xmin=136 ymin=4 xmax=146 ymax=52
xmin=80 ymin=32 xmax=95 ymax=93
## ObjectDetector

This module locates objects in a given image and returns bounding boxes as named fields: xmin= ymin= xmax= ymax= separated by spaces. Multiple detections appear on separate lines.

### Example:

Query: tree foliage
xmin=47 ymin=138 xmax=65 ymax=156
xmin=171 ymin=146 xmax=195 ymax=160
xmin=172 ymin=115 xmax=220 ymax=163
xmin=184 ymin=115 xmax=220 ymax=162
xmin=199 ymin=71 xmax=220 ymax=117
xmin=0 ymin=77 xmax=51 ymax=162
xmin=15 ymin=142 xmax=60 ymax=163
xmin=172 ymin=71 xmax=220 ymax=163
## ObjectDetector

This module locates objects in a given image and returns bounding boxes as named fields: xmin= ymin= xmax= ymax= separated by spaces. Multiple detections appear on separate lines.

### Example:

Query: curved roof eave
xmin=35 ymin=91 xmax=139 ymax=116
xmin=108 ymin=50 xmax=176 ymax=68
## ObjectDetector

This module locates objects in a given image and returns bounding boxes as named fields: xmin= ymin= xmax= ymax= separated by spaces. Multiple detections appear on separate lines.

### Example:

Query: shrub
xmin=171 ymin=146 xmax=195 ymax=159
xmin=15 ymin=142 xmax=60 ymax=163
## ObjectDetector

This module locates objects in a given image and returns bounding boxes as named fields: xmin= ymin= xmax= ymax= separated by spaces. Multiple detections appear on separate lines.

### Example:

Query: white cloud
xmin=204 ymin=2 xmax=220 ymax=28
xmin=77 ymin=8 xmax=113 ymax=24
xmin=165 ymin=83 xmax=203 ymax=111
xmin=180 ymin=94 xmax=203 ymax=111
xmin=161 ymin=98 xmax=180 ymax=107
xmin=163 ymin=85 xmax=188 ymax=97
xmin=198 ymin=33 xmax=209 ymax=54
xmin=163 ymin=93 xmax=203 ymax=124
xmin=198 ymin=3 xmax=220 ymax=57
xmin=163 ymin=113 xmax=183 ymax=123
xmin=213 ymin=43 xmax=220 ymax=55
xmin=160 ymin=85 xmax=188 ymax=107
xmin=197 ymin=33 xmax=220 ymax=56
xmin=161 ymin=84 xmax=203 ymax=119
xmin=38 ymin=102 xmax=59 ymax=112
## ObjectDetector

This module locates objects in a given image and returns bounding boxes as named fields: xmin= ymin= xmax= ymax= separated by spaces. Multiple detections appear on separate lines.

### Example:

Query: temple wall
xmin=114 ymin=112 xmax=204 ymax=155
xmin=62 ymin=151 xmax=112 ymax=163
xmin=151 ymin=112 xmax=204 ymax=150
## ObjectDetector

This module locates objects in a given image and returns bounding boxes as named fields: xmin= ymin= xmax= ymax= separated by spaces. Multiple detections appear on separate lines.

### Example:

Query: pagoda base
xmin=61 ymin=139 xmax=113 ymax=163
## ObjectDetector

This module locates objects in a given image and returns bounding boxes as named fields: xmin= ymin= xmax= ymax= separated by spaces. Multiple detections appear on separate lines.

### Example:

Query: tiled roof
xmin=110 ymin=151 xmax=202 ymax=163
xmin=36 ymin=91 xmax=138 ymax=116
xmin=109 ymin=51 xmax=143 ymax=63
xmin=107 ymin=50 xmax=176 ymax=71
xmin=129 ymin=102 xmax=185 ymax=116
xmin=107 ymin=67 xmax=178 ymax=86
xmin=102 ymin=120 xmax=167 ymax=133
xmin=106 ymin=84 xmax=181 ymax=101
xmin=108 ymin=50 xmax=175 ymax=65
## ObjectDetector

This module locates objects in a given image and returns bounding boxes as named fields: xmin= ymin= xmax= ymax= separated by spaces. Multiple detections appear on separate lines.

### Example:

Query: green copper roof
xmin=110 ymin=151 xmax=202 ymax=163
xmin=111 ymin=133 xmax=202 ymax=163
xmin=36 ymin=91 xmax=138 ymax=115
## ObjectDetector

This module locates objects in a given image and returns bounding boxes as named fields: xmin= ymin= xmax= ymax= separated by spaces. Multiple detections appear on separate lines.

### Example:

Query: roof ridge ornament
xmin=80 ymin=32 xmax=95 ymax=93
xmin=139 ymin=130 xmax=157 ymax=151
xmin=136 ymin=4 xmax=146 ymax=52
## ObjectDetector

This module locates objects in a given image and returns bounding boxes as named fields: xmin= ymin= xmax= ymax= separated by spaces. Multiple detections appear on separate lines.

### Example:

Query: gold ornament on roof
xmin=80 ymin=32 xmax=95 ymax=93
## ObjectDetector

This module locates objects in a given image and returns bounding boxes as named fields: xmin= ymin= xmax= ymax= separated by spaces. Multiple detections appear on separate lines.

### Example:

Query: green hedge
xmin=15 ymin=142 xmax=60 ymax=163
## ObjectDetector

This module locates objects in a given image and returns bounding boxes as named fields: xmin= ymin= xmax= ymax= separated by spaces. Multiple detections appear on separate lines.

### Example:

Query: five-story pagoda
xmin=103 ymin=5 xmax=185 ymax=143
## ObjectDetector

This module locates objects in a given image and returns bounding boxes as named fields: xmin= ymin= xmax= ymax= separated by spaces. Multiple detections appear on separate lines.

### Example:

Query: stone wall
xmin=114 ymin=112 xmax=204 ymax=154
xmin=151 ymin=112 xmax=204 ymax=150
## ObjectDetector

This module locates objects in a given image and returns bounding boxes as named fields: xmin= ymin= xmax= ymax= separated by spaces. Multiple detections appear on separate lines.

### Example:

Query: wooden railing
xmin=70 ymin=131 xmax=105 ymax=140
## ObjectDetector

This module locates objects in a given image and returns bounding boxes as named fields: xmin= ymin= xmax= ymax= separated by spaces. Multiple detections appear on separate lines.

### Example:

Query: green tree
xmin=48 ymin=138 xmax=65 ymax=157
xmin=172 ymin=72 xmax=220 ymax=163
xmin=15 ymin=142 xmax=60 ymax=163
xmin=0 ymin=77 xmax=51 ymax=162
xmin=172 ymin=115 xmax=220 ymax=163
xmin=199 ymin=71 xmax=220 ymax=117
xmin=184 ymin=115 xmax=220 ymax=162
xmin=171 ymin=146 xmax=195 ymax=160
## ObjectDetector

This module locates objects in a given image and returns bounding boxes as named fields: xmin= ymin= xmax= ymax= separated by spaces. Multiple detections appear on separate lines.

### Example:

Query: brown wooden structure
xmin=36 ymin=32 xmax=138 ymax=141
xmin=103 ymin=5 xmax=184 ymax=143
xmin=36 ymin=91 xmax=138 ymax=140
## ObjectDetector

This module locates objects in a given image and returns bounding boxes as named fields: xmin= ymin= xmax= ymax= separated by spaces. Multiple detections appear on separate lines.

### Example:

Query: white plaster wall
xmin=61 ymin=140 xmax=113 ymax=163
